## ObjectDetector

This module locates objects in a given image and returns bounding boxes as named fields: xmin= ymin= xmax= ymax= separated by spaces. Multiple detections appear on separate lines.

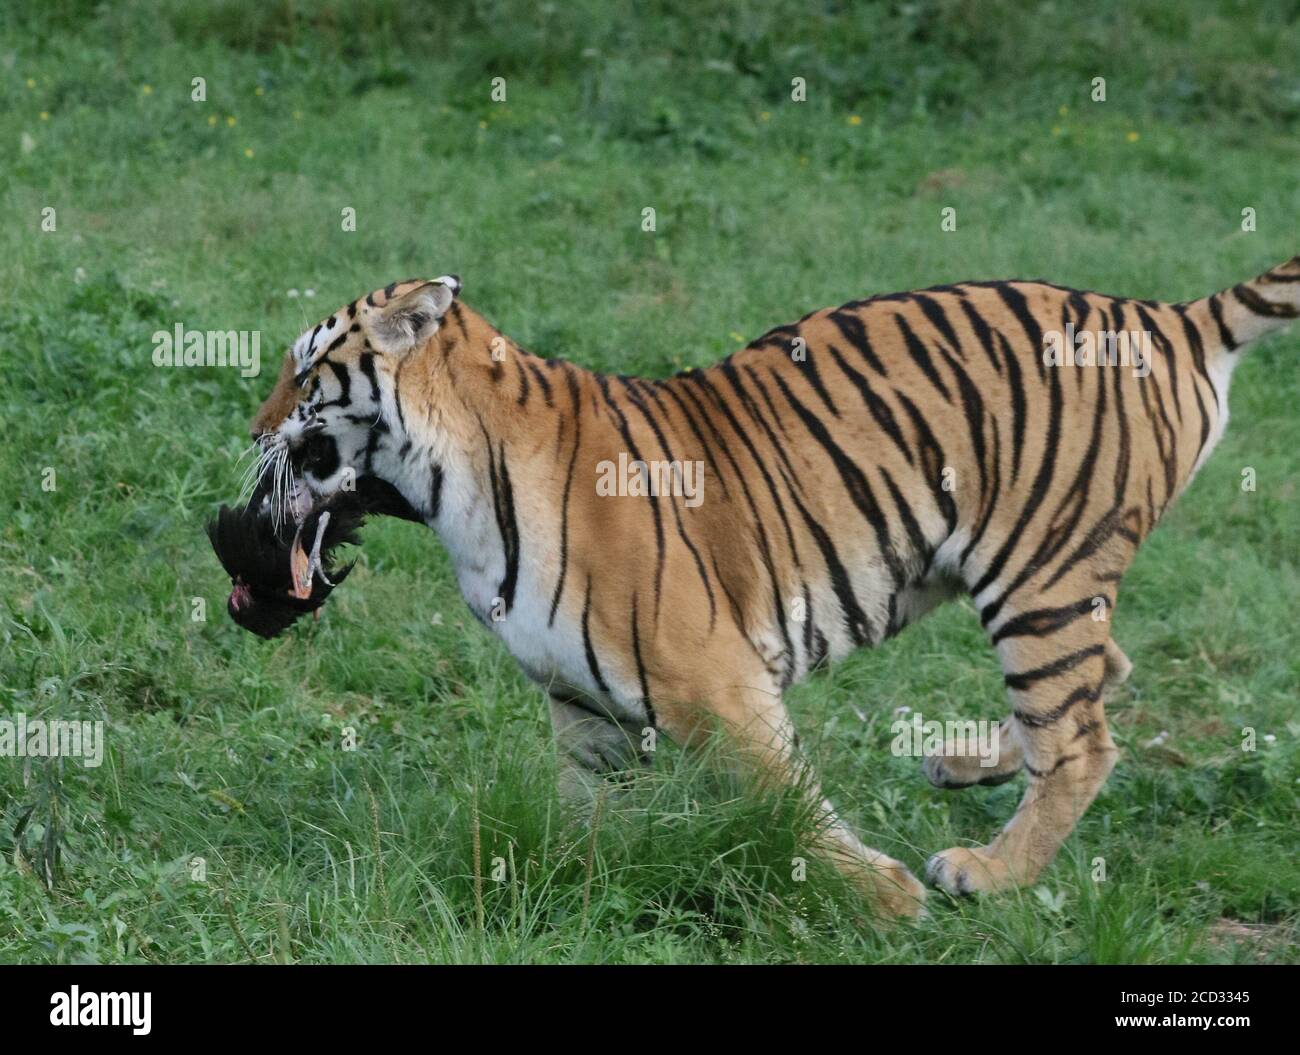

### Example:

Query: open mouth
xmin=207 ymin=452 xmax=422 ymax=639
xmin=206 ymin=487 xmax=363 ymax=640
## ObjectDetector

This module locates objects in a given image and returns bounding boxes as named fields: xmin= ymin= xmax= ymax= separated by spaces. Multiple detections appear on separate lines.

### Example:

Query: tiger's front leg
xmin=547 ymin=694 xmax=653 ymax=809
xmin=709 ymin=685 xmax=928 ymax=922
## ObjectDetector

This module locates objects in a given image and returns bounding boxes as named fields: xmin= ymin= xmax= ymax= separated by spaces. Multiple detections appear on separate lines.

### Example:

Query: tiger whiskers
xmin=271 ymin=441 xmax=294 ymax=531
xmin=235 ymin=437 xmax=270 ymax=503
xmin=238 ymin=434 xmax=302 ymax=533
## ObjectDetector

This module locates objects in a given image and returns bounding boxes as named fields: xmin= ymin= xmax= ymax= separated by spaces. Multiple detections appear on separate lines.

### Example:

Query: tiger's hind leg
xmin=922 ymin=637 xmax=1131 ymax=792
xmin=926 ymin=597 xmax=1119 ymax=895
xmin=702 ymin=684 xmax=928 ymax=921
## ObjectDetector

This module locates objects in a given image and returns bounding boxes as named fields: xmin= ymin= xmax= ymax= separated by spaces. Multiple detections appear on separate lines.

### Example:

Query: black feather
xmin=206 ymin=496 xmax=365 ymax=639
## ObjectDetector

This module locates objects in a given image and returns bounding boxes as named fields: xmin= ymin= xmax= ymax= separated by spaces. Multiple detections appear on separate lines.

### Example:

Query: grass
xmin=0 ymin=0 xmax=1297 ymax=963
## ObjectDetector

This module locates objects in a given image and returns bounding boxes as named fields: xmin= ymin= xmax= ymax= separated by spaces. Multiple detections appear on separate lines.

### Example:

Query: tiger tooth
xmin=287 ymin=523 xmax=312 ymax=600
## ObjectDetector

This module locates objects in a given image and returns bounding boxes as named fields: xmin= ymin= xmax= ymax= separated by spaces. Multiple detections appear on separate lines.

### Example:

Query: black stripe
xmin=1171 ymin=304 xmax=1220 ymax=412
xmin=684 ymin=372 xmax=796 ymax=674
xmin=654 ymin=382 xmax=730 ymax=498
xmin=995 ymin=283 xmax=1046 ymax=379
xmin=935 ymin=343 xmax=989 ymax=505
xmin=1004 ymin=644 xmax=1104 ymax=691
xmin=769 ymin=369 xmax=906 ymax=589
xmin=723 ymin=361 xmax=805 ymax=503
xmin=548 ymin=371 xmax=583 ymax=626
xmin=1103 ymin=305 xmax=1133 ymax=501
xmin=990 ymin=598 xmax=1093 ymax=643
xmin=676 ymin=379 xmax=795 ymax=660
xmin=972 ymin=359 xmax=1063 ymax=619
xmin=1259 ymin=264 xmax=1300 ymax=283
xmin=622 ymin=380 xmax=717 ymax=629
xmin=877 ymin=466 xmax=929 ymax=570
xmin=710 ymin=551 xmax=751 ymax=643
xmin=687 ymin=371 xmax=802 ymax=566
xmin=828 ymin=310 xmax=887 ymax=376
xmin=358 ymin=352 xmax=381 ymax=401
xmin=797 ymin=348 xmax=840 ymax=416
xmin=959 ymin=299 xmax=1004 ymax=376
xmin=1011 ymin=335 xmax=1111 ymax=590
xmin=581 ymin=578 xmax=610 ymax=695
xmin=1133 ymin=340 xmax=1178 ymax=514
xmin=773 ymin=459 xmax=872 ymax=645
xmin=825 ymin=344 xmax=914 ymax=466
xmin=912 ymin=292 xmax=963 ymax=355
xmin=1024 ymin=754 xmax=1080 ymax=779
xmin=1067 ymin=291 xmax=1092 ymax=334
xmin=1233 ymin=283 xmax=1298 ymax=318
xmin=1043 ymin=509 xmax=1124 ymax=591
xmin=1207 ymin=294 xmax=1238 ymax=351
xmin=1133 ymin=304 xmax=1183 ymax=425
xmin=810 ymin=627 xmax=829 ymax=669
xmin=428 ymin=463 xmax=443 ymax=520
xmin=741 ymin=366 xmax=795 ymax=445
xmin=447 ymin=302 xmax=469 ymax=340
xmin=893 ymin=390 xmax=958 ymax=532
xmin=516 ymin=356 xmax=532 ymax=406
xmin=483 ymin=435 xmax=520 ymax=614
xmin=630 ymin=593 xmax=656 ymax=727
xmin=894 ymin=312 xmax=952 ymax=402
xmin=1015 ymin=684 xmax=1100 ymax=728
xmin=527 ymin=361 xmax=554 ymax=406
xmin=391 ymin=356 xmax=409 ymax=435
xmin=597 ymin=374 xmax=666 ymax=620
xmin=959 ymin=413 xmax=1001 ymax=568
xmin=324 ymin=360 xmax=352 ymax=407
xmin=998 ymin=330 xmax=1027 ymax=482
xmin=1135 ymin=309 xmax=1202 ymax=508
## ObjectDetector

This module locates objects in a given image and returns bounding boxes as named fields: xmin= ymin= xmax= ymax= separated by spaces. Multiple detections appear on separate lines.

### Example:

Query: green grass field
xmin=0 ymin=1 xmax=1297 ymax=964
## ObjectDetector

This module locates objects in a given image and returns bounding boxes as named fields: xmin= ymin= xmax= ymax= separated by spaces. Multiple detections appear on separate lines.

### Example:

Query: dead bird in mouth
xmin=208 ymin=426 xmax=423 ymax=639
xmin=206 ymin=495 xmax=365 ymax=639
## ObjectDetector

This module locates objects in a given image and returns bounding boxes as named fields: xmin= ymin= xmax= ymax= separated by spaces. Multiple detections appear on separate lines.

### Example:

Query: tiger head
xmin=244 ymin=276 xmax=464 ymax=530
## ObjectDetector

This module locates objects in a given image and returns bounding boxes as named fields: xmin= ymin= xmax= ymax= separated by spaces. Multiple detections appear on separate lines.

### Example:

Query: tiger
xmin=240 ymin=257 xmax=1299 ymax=920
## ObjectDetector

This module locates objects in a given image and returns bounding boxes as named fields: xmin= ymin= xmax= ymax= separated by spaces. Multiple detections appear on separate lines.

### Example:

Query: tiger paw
xmin=925 ymin=846 xmax=1019 ymax=896
xmin=922 ymin=751 xmax=1019 ymax=790
xmin=866 ymin=859 xmax=929 ymax=922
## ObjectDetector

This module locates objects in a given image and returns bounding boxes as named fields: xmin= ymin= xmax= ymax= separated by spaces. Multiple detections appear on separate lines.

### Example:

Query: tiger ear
xmin=368 ymin=278 xmax=460 ymax=355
